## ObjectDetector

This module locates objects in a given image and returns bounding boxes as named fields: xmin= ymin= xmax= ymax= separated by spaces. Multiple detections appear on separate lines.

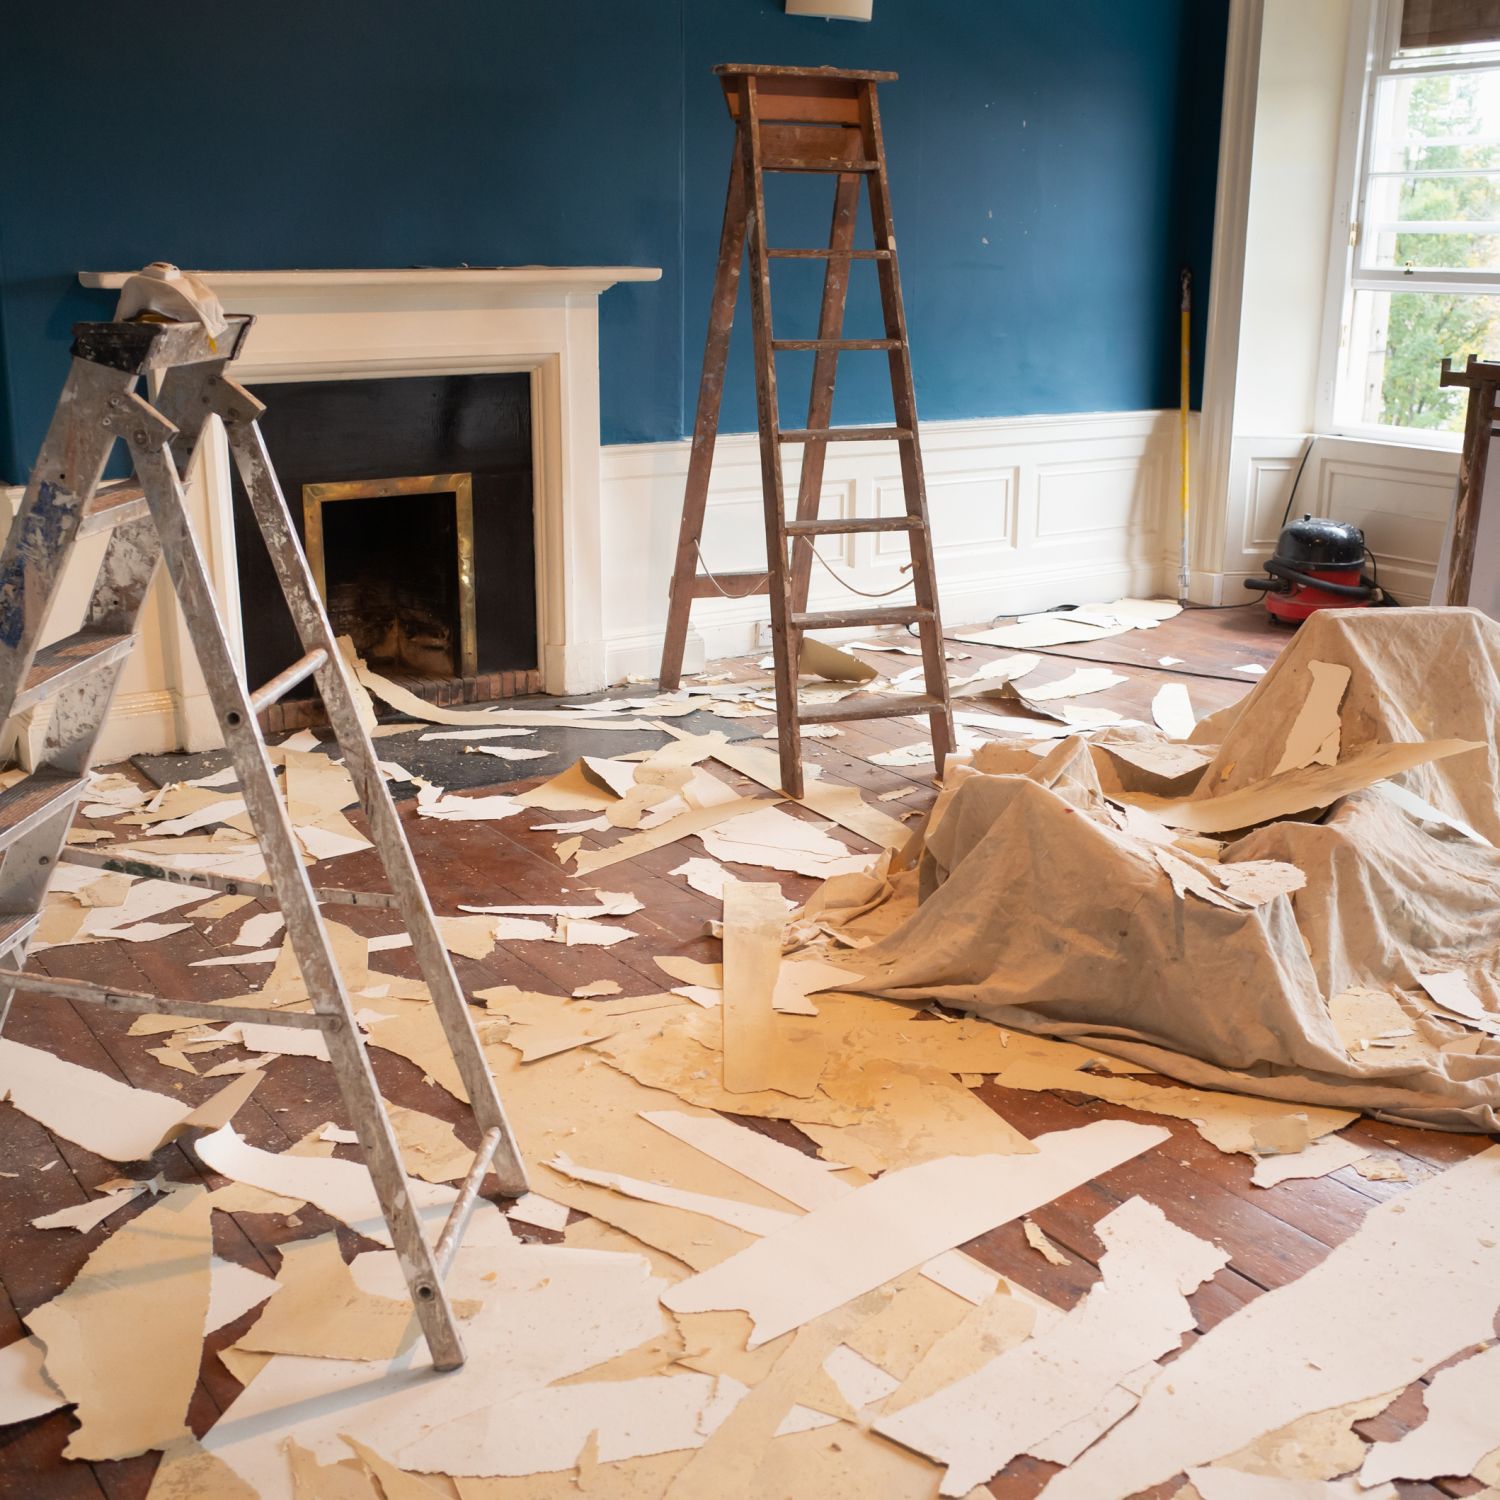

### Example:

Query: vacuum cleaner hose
xmin=1261 ymin=560 xmax=1377 ymax=600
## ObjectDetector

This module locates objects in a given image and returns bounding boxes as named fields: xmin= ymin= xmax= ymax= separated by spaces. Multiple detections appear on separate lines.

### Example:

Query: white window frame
xmin=1317 ymin=0 xmax=1500 ymax=448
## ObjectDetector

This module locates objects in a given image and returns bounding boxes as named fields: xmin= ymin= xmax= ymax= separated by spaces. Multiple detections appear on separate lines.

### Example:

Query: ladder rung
xmin=0 ymin=915 xmax=40 ymax=962
xmin=791 ymin=605 xmax=933 ymax=631
xmin=771 ymin=339 xmax=900 ymax=352
xmin=767 ymin=249 xmax=894 ymax=260
xmin=799 ymin=693 xmax=947 ymax=727
xmin=249 ymin=648 xmax=328 ymax=715
xmin=0 ymin=772 xmax=87 ymax=853
xmin=434 ymin=1125 xmax=504 ymax=1275
xmin=14 ymin=629 xmax=135 ymax=714
xmin=761 ymin=157 xmax=879 ymax=173
xmin=0 ymin=967 xmax=325 ymax=1029
xmin=77 ymin=482 xmax=150 ymax=539
xmin=689 ymin=572 xmax=772 ymax=600
xmin=58 ymin=845 xmax=401 ymax=910
xmin=783 ymin=517 xmax=924 ymax=537
xmin=780 ymin=427 xmax=912 ymax=443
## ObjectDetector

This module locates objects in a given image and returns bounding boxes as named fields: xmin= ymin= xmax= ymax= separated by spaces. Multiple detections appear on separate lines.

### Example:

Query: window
xmin=1327 ymin=0 xmax=1500 ymax=436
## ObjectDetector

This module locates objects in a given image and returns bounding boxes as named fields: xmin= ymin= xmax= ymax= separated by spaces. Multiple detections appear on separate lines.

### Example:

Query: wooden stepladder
xmin=1439 ymin=354 xmax=1500 ymax=606
xmin=659 ymin=64 xmax=954 ymax=797
xmin=0 ymin=310 xmax=527 ymax=1370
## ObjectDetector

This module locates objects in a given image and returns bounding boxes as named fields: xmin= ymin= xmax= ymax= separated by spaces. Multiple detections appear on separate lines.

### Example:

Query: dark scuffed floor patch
xmin=131 ymin=697 xmax=767 ymax=792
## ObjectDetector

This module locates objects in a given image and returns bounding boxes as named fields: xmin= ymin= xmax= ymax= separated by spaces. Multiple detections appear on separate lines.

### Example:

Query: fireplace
xmin=304 ymin=472 xmax=478 ymax=680
xmin=76 ymin=266 xmax=662 ymax=754
xmin=231 ymin=371 xmax=539 ymax=726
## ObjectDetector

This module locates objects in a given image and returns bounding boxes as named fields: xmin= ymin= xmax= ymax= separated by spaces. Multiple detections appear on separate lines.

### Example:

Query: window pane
xmin=1344 ymin=288 xmax=1500 ymax=428
xmin=1367 ymin=71 xmax=1500 ymax=270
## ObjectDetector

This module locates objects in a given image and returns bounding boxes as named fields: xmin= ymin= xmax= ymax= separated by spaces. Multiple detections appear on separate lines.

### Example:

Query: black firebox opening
xmin=322 ymin=489 xmax=461 ymax=678
xmin=231 ymin=371 xmax=535 ymax=693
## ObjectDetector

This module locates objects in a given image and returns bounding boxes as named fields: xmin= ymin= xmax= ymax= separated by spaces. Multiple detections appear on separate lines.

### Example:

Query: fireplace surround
xmin=78 ymin=265 xmax=661 ymax=750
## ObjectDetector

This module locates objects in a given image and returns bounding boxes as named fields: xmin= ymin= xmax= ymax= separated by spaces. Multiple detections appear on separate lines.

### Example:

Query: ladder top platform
xmin=713 ymin=64 xmax=898 ymax=82
xmin=716 ymin=63 xmax=898 ymax=123
xmin=71 ymin=313 xmax=254 ymax=374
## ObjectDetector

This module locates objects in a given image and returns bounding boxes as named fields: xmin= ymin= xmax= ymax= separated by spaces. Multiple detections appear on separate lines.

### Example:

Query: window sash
xmin=1320 ymin=0 xmax=1500 ymax=438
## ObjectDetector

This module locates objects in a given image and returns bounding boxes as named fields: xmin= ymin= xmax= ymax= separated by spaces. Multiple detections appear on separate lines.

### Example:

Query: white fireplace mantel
xmin=77 ymin=265 xmax=661 ymax=741
xmin=80 ymin=265 xmax=662 ymax=304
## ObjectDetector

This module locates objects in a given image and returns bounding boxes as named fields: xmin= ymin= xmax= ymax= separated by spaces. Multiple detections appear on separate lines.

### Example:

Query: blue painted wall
xmin=0 ymin=0 xmax=1226 ymax=483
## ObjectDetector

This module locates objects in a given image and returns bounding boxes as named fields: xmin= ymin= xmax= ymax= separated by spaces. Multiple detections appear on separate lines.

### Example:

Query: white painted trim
xmin=1315 ymin=0 xmax=1376 ymax=432
xmin=80 ymin=267 xmax=663 ymax=298
xmin=1197 ymin=0 xmax=1265 ymax=595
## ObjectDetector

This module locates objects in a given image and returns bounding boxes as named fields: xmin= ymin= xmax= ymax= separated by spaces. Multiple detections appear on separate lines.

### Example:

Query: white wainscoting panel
xmin=1203 ymin=431 xmax=1459 ymax=606
xmin=600 ymin=410 xmax=1179 ymax=681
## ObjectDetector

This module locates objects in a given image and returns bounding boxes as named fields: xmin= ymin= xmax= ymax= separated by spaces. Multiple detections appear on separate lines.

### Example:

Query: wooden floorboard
xmin=0 ymin=603 xmax=1488 ymax=1498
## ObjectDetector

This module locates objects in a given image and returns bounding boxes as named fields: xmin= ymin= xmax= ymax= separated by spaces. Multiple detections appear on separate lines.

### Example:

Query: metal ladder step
xmin=0 ymin=915 xmax=39 ymax=963
xmin=780 ymin=426 xmax=912 ymax=443
xmin=78 ymin=482 xmax=150 ymax=539
xmin=783 ymin=516 xmax=923 ymax=537
xmin=249 ymin=648 xmax=328 ymax=715
xmin=791 ymin=604 xmax=934 ymax=630
xmin=771 ymin=339 xmax=900 ymax=352
xmin=13 ymin=629 xmax=136 ymax=714
xmin=0 ymin=967 xmax=326 ymax=1028
xmin=799 ymin=693 xmax=946 ymax=727
xmin=0 ymin=772 xmax=87 ymax=853
xmin=58 ymin=844 xmax=400 ymax=910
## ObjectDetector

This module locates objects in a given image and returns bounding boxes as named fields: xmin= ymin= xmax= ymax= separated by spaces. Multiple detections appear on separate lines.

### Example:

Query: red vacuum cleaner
xmin=1243 ymin=515 xmax=1382 ymax=624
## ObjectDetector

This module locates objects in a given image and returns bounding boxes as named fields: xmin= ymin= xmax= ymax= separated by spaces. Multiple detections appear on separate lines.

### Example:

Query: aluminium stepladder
xmin=659 ymin=64 xmax=954 ymax=798
xmin=0 ymin=310 xmax=527 ymax=1371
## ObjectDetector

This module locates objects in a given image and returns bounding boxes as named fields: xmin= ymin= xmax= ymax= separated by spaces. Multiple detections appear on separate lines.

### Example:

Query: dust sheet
xmin=843 ymin=615 xmax=1500 ymax=1130
xmin=1196 ymin=608 xmax=1500 ymax=838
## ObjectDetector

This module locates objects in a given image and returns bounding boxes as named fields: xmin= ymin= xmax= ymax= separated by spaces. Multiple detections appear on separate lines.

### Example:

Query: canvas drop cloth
xmin=846 ymin=608 xmax=1500 ymax=1131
